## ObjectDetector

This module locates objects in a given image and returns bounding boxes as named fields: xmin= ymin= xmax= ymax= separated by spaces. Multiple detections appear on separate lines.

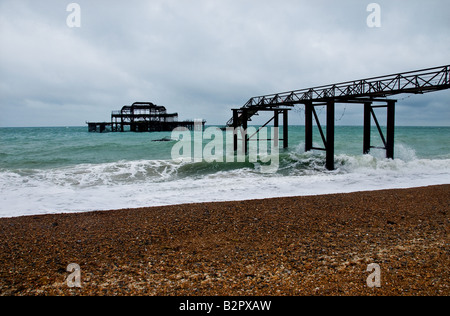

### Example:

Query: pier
xmin=227 ymin=65 xmax=450 ymax=170
xmin=87 ymin=102 xmax=205 ymax=133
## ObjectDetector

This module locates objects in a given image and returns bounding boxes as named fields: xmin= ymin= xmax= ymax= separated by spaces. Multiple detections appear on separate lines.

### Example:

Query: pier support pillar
xmin=386 ymin=100 xmax=396 ymax=159
xmin=305 ymin=101 xmax=313 ymax=152
xmin=233 ymin=110 xmax=239 ymax=152
xmin=242 ymin=108 xmax=248 ymax=155
xmin=283 ymin=109 xmax=289 ymax=149
xmin=363 ymin=102 xmax=372 ymax=155
xmin=363 ymin=100 xmax=396 ymax=159
xmin=326 ymin=100 xmax=335 ymax=171
xmin=274 ymin=110 xmax=279 ymax=149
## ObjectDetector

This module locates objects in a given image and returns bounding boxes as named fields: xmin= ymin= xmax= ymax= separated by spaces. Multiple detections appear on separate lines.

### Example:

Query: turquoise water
xmin=0 ymin=125 xmax=449 ymax=217
xmin=0 ymin=127 xmax=176 ymax=169
xmin=1 ymin=126 xmax=448 ymax=169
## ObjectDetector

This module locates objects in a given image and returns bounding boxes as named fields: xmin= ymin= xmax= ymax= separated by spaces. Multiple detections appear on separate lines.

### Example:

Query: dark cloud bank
xmin=0 ymin=0 xmax=449 ymax=127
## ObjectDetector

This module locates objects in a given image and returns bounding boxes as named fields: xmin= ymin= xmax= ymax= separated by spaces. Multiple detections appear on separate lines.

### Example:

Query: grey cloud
xmin=0 ymin=0 xmax=449 ymax=127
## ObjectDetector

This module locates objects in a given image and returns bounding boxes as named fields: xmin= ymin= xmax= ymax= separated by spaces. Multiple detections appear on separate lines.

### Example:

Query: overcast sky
xmin=0 ymin=0 xmax=449 ymax=127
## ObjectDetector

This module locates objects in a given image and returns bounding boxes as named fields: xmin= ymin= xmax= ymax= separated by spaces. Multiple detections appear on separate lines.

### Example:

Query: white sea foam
xmin=0 ymin=150 xmax=449 ymax=218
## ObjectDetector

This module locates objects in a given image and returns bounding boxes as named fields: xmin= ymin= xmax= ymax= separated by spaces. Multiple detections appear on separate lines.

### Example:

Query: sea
xmin=0 ymin=125 xmax=449 ymax=218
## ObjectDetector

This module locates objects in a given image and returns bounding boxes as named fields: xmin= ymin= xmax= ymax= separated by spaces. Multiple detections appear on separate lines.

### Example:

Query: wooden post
xmin=305 ymin=101 xmax=313 ymax=152
xmin=363 ymin=102 xmax=372 ymax=155
xmin=386 ymin=100 xmax=396 ymax=159
xmin=326 ymin=100 xmax=335 ymax=171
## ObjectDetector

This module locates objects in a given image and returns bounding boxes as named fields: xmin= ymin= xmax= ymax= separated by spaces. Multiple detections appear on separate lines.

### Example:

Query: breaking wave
xmin=1 ymin=142 xmax=449 ymax=218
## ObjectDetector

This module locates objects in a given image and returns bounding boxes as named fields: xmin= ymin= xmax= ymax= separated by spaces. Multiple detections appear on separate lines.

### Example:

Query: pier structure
xmin=230 ymin=107 xmax=290 ymax=155
xmin=88 ymin=102 xmax=205 ymax=133
xmin=227 ymin=65 xmax=450 ymax=170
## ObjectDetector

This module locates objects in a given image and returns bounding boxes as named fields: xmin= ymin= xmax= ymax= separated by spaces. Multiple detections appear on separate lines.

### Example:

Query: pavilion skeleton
xmin=227 ymin=65 xmax=450 ymax=170
xmin=88 ymin=102 xmax=205 ymax=133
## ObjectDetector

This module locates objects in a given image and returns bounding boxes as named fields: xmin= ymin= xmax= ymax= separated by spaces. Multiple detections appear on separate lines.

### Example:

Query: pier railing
xmin=227 ymin=65 xmax=450 ymax=126
xmin=245 ymin=65 xmax=450 ymax=107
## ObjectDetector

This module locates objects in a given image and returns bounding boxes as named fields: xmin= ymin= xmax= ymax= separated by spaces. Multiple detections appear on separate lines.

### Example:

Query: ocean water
xmin=0 ymin=125 xmax=449 ymax=218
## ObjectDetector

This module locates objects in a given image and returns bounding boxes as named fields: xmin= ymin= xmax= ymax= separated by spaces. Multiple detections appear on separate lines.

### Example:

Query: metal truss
xmin=227 ymin=65 xmax=449 ymax=127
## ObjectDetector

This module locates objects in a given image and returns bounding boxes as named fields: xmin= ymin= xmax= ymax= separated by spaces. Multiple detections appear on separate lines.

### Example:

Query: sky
xmin=0 ymin=0 xmax=449 ymax=127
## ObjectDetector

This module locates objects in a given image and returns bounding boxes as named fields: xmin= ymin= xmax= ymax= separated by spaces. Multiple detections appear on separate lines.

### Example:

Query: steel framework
xmin=227 ymin=65 xmax=449 ymax=126
xmin=88 ymin=102 xmax=206 ymax=133
xmin=227 ymin=65 xmax=450 ymax=170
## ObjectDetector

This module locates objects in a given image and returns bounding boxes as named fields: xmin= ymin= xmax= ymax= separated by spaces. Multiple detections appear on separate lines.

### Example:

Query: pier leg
xmin=326 ymin=100 xmax=335 ymax=171
xmin=242 ymin=109 xmax=248 ymax=155
xmin=233 ymin=110 xmax=239 ymax=152
xmin=305 ymin=101 xmax=313 ymax=152
xmin=274 ymin=110 xmax=279 ymax=149
xmin=283 ymin=109 xmax=288 ymax=149
xmin=386 ymin=100 xmax=396 ymax=159
xmin=363 ymin=102 xmax=372 ymax=154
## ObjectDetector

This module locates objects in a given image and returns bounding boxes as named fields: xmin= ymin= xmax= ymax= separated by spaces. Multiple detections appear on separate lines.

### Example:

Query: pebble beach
xmin=0 ymin=185 xmax=448 ymax=296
